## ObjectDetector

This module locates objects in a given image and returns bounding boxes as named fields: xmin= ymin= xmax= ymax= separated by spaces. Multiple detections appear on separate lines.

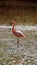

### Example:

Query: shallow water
xmin=0 ymin=25 xmax=37 ymax=65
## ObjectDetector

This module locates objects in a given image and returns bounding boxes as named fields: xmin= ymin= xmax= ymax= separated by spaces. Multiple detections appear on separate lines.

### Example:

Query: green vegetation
xmin=0 ymin=7 xmax=37 ymax=25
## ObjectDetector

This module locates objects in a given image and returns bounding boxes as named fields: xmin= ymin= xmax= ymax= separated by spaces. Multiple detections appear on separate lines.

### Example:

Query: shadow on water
xmin=0 ymin=25 xmax=37 ymax=65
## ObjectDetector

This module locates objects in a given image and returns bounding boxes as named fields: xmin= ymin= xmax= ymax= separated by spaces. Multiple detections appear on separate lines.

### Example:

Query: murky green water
xmin=0 ymin=25 xmax=37 ymax=65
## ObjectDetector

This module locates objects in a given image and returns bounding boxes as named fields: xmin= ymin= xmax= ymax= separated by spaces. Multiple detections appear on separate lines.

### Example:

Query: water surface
xmin=0 ymin=25 xmax=37 ymax=65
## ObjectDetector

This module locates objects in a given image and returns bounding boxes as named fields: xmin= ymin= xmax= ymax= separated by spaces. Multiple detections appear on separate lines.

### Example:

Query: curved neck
xmin=13 ymin=25 xmax=14 ymax=29
xmin=12 ymin=24 xmax=15 ymax=30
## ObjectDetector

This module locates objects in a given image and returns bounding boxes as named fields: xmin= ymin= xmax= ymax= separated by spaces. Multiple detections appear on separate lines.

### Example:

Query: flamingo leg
xmin=17 ymin=37 xmax=19 ymax=48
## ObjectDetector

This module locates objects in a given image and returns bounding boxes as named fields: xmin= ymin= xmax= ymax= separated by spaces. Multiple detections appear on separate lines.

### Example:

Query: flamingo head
xmin=12 ymin=21 xmax=16 ymax=26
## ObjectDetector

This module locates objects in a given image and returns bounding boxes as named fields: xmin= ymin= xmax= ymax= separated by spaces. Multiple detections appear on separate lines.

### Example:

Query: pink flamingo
xmin=12 ymin=21 xmax=26 ymax=48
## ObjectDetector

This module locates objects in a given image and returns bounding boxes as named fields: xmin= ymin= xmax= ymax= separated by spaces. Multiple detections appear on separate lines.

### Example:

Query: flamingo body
xmin=12 ymin=29 xmax=26 ymax=37
xmin=12 ymin=21 xmax=26 ymax=48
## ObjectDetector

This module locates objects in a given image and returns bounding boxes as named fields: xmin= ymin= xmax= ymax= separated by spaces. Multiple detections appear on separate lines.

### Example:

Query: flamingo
xmin=12 ymin=21 xmax=26 ymax=48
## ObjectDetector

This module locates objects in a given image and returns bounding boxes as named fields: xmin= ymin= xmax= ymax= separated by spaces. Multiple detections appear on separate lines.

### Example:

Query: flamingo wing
xmin=13 ymin=30 xmax=25 ymax=37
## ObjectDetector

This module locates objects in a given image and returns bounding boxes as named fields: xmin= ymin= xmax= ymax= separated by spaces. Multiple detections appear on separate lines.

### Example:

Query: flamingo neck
xmin=12 ymin=24 xmax=15 ymax=31
xmin=13 ymin=25 xmax=14 ymax=29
